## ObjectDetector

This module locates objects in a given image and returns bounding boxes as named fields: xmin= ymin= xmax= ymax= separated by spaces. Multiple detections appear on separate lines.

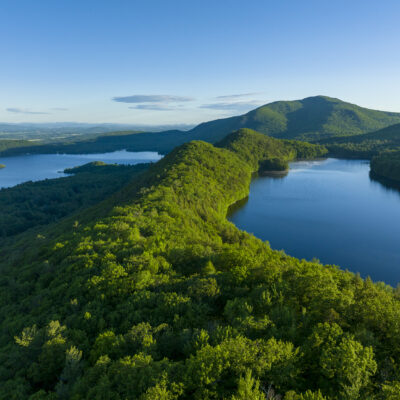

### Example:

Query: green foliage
xmin=216 ymin=128 xmax=327 ymax=172
xmin=382 ymin=381 xmax=400 ymax=399
xmin=259 ymin=157 xmax=289 ymax=172
xmin=284 ymin=390 xmax=327 ymax=400
xmin=0 ymin=139 xmax=38 ymax=153
xmin=371 ymin=150 xmax=400 ymax=182
xmin=322 ymin=123 xmax=400 ymax=186
xmin=305 ymin=323 xmax=376 ymax=399
xmin=0 ymin=130 xmax=398 ymax=398
xmin=231 ymin=370 xmax=265 ymax=400
xmin=324 ymin=122 xmax=400 ymax=159
xmin=0 ymin=162 xmax=149 ymax=237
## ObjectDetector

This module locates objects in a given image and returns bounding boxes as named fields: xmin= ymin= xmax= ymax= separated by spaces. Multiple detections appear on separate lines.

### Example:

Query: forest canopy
xmin=0 ymin=162 xmax=149 ymax=238
xmin=0 ymin=130 xmax=399 ymax=399
xmin=370 ymin=150 xmax=400 ymax=183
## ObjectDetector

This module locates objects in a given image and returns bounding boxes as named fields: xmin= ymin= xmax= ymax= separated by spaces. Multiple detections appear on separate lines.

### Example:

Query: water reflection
xmin=369 ymin=171 xmax=400 ymax=196
xmin=0 ymin=150 xmax=163 ymax=189
xmin=229 ymin=158 xmax=400 ymax=286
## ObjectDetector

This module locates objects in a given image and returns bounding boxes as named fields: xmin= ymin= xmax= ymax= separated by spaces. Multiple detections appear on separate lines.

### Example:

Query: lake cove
xmin=228 ymin=158 xmax=400 ymax=286
xmin=0 ymin=150 xmax=162 ymax=189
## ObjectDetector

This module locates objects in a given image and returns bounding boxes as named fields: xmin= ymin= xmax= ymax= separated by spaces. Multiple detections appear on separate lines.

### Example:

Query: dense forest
xmin=323 ymin=123 xmax=400 ymax=159
xmin=1 ymin=130 xmax=400 ymax=399
xmin=370 ymin=151 xmax=400 ymax=183
xmin=0 ymin=139 xmax=39 ymax=153
xmin=0 ymin=162 xmax=149 ymax=238
xmin=321 ymin=123 xmax=400 ymax=183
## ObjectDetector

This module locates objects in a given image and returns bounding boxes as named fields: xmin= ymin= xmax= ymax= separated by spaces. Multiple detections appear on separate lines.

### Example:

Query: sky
xmin=1 ymin=0 xmax=400 ymax=125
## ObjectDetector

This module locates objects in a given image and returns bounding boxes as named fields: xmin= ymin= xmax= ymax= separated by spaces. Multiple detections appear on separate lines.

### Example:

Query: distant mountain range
xmin=0 ymin=122 xmax=194 ymax=140
xmin=0 ymin=122 xmax=195 ymax=132
xmin=1 ymin=96 xmax=400 ymax=155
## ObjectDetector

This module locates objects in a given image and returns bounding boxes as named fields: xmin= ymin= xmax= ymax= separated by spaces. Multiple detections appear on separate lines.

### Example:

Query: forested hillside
xmin=216 ymin=128 xmax=327 ymax=171
xmin=1 ymin=130 xmax=399 ymax=399
xmin=0 ymin=130 xmax=189 ymax=157
xmin=2 ymin=96 xmax=400 ymax=157
xmin=324 ymin=123 xmax=400 ymax=159
xmin=0 ymin=162 xmax=149 ymax=238
xmin=322 ymin=123 xmax=400 ymax=182
xmin=0 ymin=139 xmax=39 ymax=153
xmin=189 ymin=96 xmax=400 ymax=143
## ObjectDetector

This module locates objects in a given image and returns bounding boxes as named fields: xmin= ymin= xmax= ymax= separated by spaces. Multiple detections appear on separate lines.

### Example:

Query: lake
xmin=228 ymin=158 xmax=400 ymax=286
xmin=0 ymin=150 xmax=162 ymax=189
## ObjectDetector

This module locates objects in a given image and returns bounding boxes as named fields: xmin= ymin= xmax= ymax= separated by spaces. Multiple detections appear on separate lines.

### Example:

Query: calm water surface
xmin=0 ymin=150 xmax=162 ymax=189
xmin=228 ymin=158 xmax=400 ymax=286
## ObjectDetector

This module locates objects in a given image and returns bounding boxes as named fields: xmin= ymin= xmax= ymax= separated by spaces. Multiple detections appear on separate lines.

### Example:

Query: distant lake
xmin=228 ymin=158 xmax=400 ymax=286
xmin=0 ymin=150 xmax=162 ymax=189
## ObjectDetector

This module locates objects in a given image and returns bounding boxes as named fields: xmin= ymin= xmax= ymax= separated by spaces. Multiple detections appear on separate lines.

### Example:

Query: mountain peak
xmin=189 ymin=96 xmax=400 ymax=143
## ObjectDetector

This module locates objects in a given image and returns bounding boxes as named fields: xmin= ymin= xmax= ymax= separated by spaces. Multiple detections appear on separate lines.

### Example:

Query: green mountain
xmin=2 ymin=96 xmax=400 ymax=157
xmin=324 ymin=122 xmax=400 ymax=158
xmin=0 ymin=130 xmax=399 ymax=399
xmin=189 ymin=96 xmax=400 ymax=143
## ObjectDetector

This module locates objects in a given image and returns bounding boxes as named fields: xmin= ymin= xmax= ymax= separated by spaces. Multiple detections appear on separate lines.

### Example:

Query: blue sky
xmin=1 ymin=0 xmax=400 ymax=125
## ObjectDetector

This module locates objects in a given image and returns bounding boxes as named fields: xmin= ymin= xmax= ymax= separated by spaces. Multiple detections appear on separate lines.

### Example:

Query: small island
xmin=63 ymin=161 xmax=128 ymax=175
xmin=0 ymin=164 xmax=5 ymax=169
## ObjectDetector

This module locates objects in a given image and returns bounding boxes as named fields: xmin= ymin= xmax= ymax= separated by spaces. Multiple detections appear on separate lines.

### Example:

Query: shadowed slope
xmin=189 ymin=96 xmax=400 ymax=143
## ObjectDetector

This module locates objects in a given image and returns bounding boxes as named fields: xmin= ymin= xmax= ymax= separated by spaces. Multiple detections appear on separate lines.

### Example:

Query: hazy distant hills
xmin=189 ymin=95 xmax=400 ymax=143
xmin=0 ymin=122 xmax=194 ymax=133
xmin=0 ymin=122 xmax=194 ymax=141
xmin=2 ymin=96 xmax=400 ymax=155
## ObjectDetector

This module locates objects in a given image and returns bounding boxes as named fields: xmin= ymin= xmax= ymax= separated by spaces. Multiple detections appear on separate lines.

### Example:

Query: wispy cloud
xmin=113 ymin=95 xmax=194 ymax=104
xmin=129 ymin=104 xmax=183 ymax=111
xmin=199 ymin=101 xmax=262 ymax=111
xmin=215 ymin=92 xmax=261 ymax=100
xmin=51 ymin=107 xmax=69 ymax=111
xmin=6 ymin=107 xmax=50 ymax=115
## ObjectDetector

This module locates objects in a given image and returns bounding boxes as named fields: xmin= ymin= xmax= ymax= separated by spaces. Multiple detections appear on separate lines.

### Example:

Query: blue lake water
xmin=228 ymin=158 xmax=400 ymax=286
xmin=0 ymin=150 xmax=162 ymax=189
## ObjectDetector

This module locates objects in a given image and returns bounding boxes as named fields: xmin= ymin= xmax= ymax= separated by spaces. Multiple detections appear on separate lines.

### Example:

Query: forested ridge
xmin=0 ymin=162 xmax=150 ymax=238
xmin=321 ymin=123 xmax=400 ymax=183
xmin=1 ymin=129 xmax=400 ymax=399
xmin=323 ymin=123 xmax=400 ymax=159
xmin=0 ymin=139 xmax=38 ymax=153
